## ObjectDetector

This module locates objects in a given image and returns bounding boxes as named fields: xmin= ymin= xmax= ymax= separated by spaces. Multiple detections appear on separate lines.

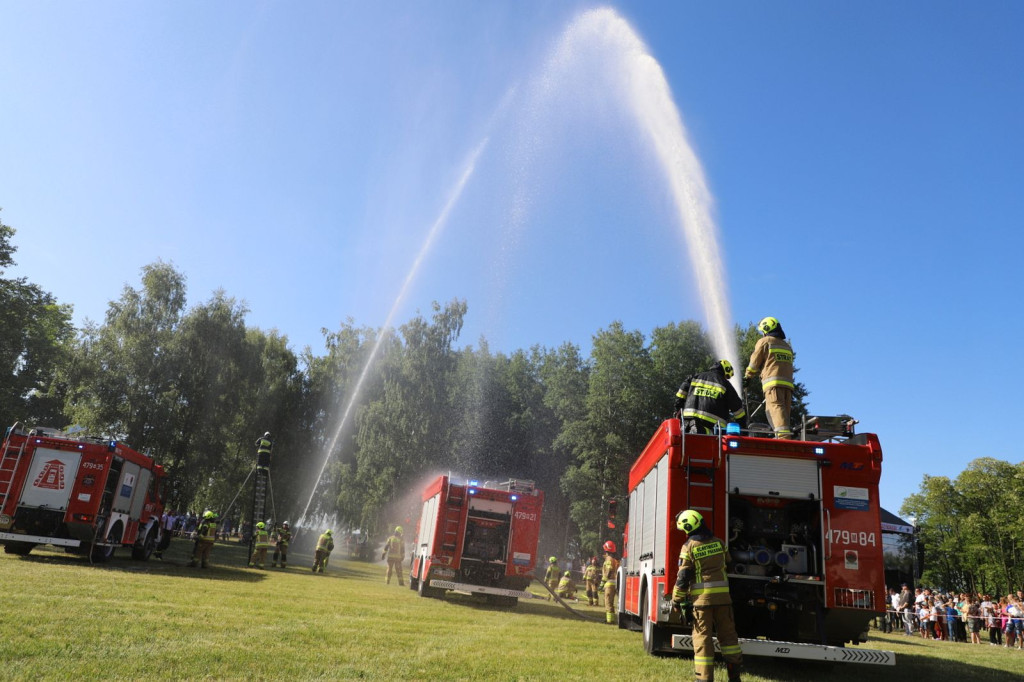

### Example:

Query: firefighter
xmin=556 ymin=570 xmax=578 ymax=601
xmin=382 ymin=526 xmax=405 ymax=586
xmin=744 ymin=316 xmax=795 ymax=439
xmin=675 ymin=360 xmax=746 ymax=435
xmin=272 ymin=521 xmax=291 ymax=568
xmin=189 ymin=511 xmax=218 ymax=568
xmin=545 ymin=556 xmax=560 ymax=600
xmin=602 ymin=541 xmax=620 ymax=624
xmin=313 ymin=529 xmax=334 ymax=573
xmin=250 ymin=521 xmax=270 ymax=569
xmin=673 ymin=509 xmax=743 ymax=682
xmin=584 ymin=556 xmax=601 ymax=606
xmin=256 ymin=431 xmax=273 ymax=471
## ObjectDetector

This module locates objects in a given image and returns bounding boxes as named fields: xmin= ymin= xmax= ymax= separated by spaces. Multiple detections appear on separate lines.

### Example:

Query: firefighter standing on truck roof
xmin=602 ymin=541 xmax=620 ymax=625
xmin=673 ymin=509 xmax=743 ymax=682
xmin=382 ymin=526 xmax=405 ymax=586
xmin=313 ymin=529 xmax=334 ymax=573
xmin=584 ymin=556 xmax=601 ymax=606
xmin=545 ymin=556 xmax=560 ymax=600
xmin=744 ymin=316 xmax=795 ymax=439
xmin=250 ymin=521 xmax=270 ymax=569
xmin=256 ymin=431 xmax=273 ymax=471
xmin=189 ymin=511 xmax=218 ymax=568
xmin=675 ymin=360 xmax=746 ymax=435
xmin=272 ymin=521 xmax=291 ymax=568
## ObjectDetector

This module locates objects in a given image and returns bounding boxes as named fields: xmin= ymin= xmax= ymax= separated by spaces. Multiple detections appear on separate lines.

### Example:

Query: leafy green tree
xmin=561 ymin=322 xmax=659 ymax=554
xmin=0 ymin=218 xmax=75 ymax=424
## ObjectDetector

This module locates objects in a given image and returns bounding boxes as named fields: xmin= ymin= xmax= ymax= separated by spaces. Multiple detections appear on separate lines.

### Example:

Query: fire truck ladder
xmin=0 ymin=424 xmax=29 ymax=513
xmin=441 ymin=484 xmax=464 ymax=553
xmin=248 ymin=467 xmax=276 ymax=562
xmin=683 ymin=436 xmax=719 ymax=522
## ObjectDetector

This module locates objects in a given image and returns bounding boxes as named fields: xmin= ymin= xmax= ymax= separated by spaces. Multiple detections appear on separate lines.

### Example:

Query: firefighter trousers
xmin=692 ymin=604 xmax=743 ymax=681
xmin=764 ymin=386 xmax=793 ymax=438
xmin=386 ymin=558 xmax=404 ymax=585
xmin=273 ymin=544 xmax=287 ymax=566
xmin=604 ymin=583 xmax=617 ymax=624
xmin=586 ymin=579 xmax=600 ymax=605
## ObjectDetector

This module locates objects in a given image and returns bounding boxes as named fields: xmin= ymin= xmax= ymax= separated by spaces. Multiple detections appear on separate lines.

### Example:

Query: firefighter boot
xmin=726 ymin=662 xmax=742 ymax=682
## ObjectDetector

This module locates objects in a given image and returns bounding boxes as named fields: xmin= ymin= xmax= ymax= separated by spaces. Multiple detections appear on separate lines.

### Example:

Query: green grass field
xmin=1 ymin=538 xmax=1020 ymax=681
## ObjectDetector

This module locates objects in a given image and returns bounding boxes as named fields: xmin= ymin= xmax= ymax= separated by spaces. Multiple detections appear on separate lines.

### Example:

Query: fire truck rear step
xmin=670 ymin=634 xmax=895 ymax=665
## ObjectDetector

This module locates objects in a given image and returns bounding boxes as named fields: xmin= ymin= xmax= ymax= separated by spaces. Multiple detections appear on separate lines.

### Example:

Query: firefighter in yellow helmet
xmin=556 ymin=570 xmax=578 ymax=602
xmin=249 ymin=521 xmax=270 ymax=569
xmin=189 ymin=511 xmax=218 ymax=568
xmin=313 ymin=529 xmax=334 ymax=573
xmin=382 ymin=526 xmax=405 ymax=586
xmin=675 ymin=360 xmax=746 ymax=435
xmin=583 ymin=556 xmax=601 ymax=606
xmin=673 ymin=509 xmax=742 ymax=682
xmin=602 ymin=541 xmax=620 ymax=624
xmin=744 ymin=316 xmax=795 ymax=438
xmin=544 ymin=556 xmax=560 ymax=601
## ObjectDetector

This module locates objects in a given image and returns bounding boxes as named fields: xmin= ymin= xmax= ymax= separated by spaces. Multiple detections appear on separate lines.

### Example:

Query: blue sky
xmin=3 ymin=1 xmax=1022 ymax=517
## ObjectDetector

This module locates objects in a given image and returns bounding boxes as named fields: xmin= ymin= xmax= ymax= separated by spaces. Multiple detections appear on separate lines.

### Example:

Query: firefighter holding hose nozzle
xmin=675 ymin=360 xmax=746 ymax=435
xmin=673 ymin=509 xmax=743 ymax=682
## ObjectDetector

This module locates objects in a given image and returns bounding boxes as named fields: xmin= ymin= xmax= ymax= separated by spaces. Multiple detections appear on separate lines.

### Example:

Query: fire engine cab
xmin=410 ymin=475 xmax=543 ymax=606
xmin=0 ymin=422 xmax=165 ymax=562
xmin=618 ymin=417 xmax=895 ymax=665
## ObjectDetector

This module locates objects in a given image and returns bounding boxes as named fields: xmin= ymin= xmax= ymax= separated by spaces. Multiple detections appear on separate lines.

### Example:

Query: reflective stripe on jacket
xmin=385 ymin=534 xmax=404 ymax=560
xmin=255 ymin=530 xmax=270 ymax=549
xmin=678 ymin=534 xmax=732 ymax=607
xmin=677 ymin=366 xmax=745 ymax=426
xmin=745 ymin=335 xmax=794 ymax=389
xmin=198 ymin=520 xmax=217 ymax=542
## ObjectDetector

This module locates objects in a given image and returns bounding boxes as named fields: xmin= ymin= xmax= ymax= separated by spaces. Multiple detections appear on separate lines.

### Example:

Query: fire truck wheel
xmin=92 ymin=522 xmax=122 ymax=563
xmin=3 ymin=542 xmax=35 ymax=556
xmin=642 ymin=590 xmax=670 ymax=656
xmin=131 ymin=527 xmax=158 ymax=561
xmin=417 ymin=576 xmax=442 ymax=599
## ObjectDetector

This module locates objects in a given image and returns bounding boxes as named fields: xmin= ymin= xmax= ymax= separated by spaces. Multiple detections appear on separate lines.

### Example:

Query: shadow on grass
xmin=423 ymin=586 xmax=607 ymax=624
xmin=744 ymin=653 xmax=1021 ymax=682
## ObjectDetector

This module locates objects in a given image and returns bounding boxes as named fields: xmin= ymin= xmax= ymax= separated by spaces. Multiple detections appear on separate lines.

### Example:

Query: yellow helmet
xmin=676 ymin=509 xmax=704 ymax=533
xmin=203 ymin=511 xmax=215 ymax=520
xmin=394 ymin=526 xmax=403 ymax=535
xmin=549 ymin=556 xmax=558 ymax=564
xmin=719 ymin=360 xmax=734 ymax=379
xmin=256 ymin=522 xmax=265 ymax=530
xmin=324 ymin=529 xmax=332 ymax=536
xmin=564 ymin=571 xmax=572 ymax=578
xmin=757 ymin=317 xmax=780 ymax=335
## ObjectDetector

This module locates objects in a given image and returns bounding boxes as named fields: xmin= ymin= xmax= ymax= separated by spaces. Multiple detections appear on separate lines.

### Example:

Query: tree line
xmin=3 ymin=219 xmax=816 ymax=560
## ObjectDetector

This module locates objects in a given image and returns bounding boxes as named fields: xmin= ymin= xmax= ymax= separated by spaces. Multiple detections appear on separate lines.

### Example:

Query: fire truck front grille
xmin=834 ymin=588 xmax=875 ymax=610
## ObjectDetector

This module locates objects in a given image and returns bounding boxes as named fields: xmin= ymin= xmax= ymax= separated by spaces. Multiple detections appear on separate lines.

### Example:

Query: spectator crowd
xmin=877 ymin=584 xmax=1024 ymax=648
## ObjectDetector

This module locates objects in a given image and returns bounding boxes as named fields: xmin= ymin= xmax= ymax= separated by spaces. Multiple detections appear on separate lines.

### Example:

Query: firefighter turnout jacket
xmin=676 ymin=365 xmax=746 ymax=428
xmin=383 ymin=533 xmax=404 ymax=561
xmin=745 ymin=334 xmax=794 ymax=390
xmin=673 ymin=528 xmax=732 ymax=607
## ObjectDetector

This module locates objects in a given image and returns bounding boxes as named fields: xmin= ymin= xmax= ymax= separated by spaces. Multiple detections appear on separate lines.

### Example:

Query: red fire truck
xmin=0 ymin=422 xmax=165 ymax=562
xmin=618 ymin=416 xmax=895 ymax=665
xmin=410 ymin=475 xmax=543 ymax=606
